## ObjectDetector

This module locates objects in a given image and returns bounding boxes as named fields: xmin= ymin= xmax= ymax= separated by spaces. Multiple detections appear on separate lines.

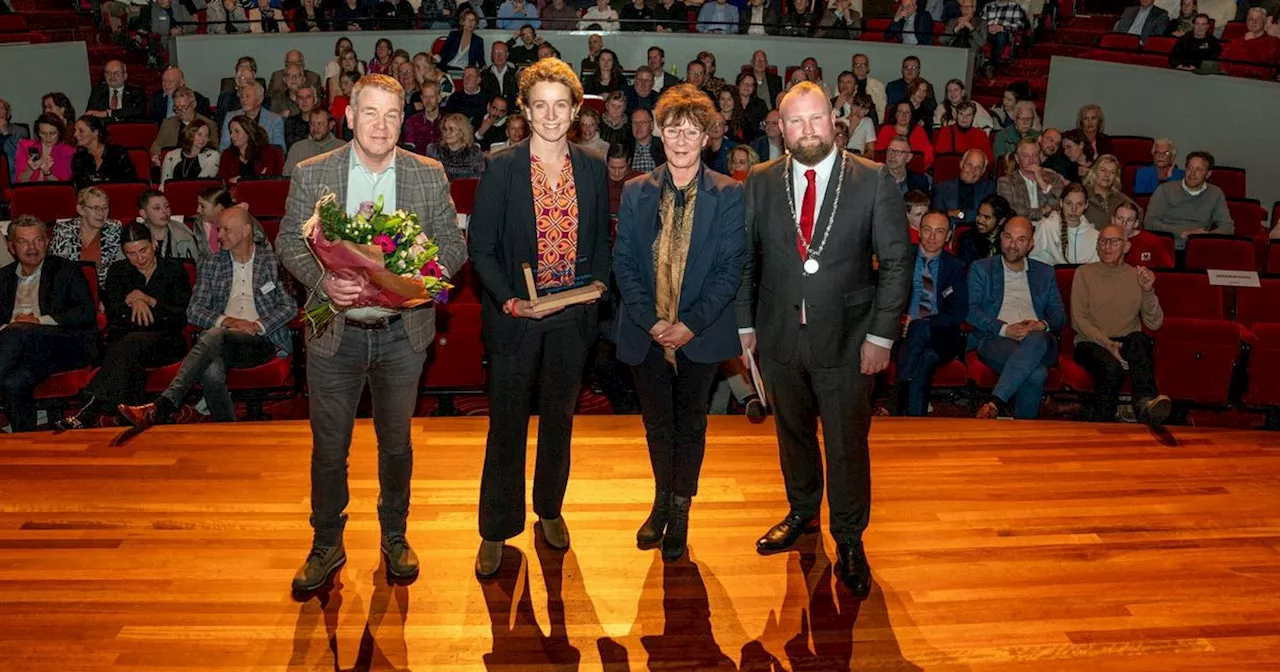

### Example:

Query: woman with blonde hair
xmin=1075 ymin=103 xmax=1112 ymax=156
xmin=470 ymin=58 xmax=611 ymax=578
xmin=1082 ymin=154 xmax=1140 ymax=227
xmin=727 ymin=143 xmax=759 ymax=179
xmin=49 ymin=186 xmax=124 ymax=286
xmin=425 ymin=113 xmax=485 ymax=179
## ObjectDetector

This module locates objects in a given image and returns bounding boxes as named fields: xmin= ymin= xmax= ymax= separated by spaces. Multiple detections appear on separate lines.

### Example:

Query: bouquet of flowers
xmin=301 ymin=191 xmax=451 ymax=336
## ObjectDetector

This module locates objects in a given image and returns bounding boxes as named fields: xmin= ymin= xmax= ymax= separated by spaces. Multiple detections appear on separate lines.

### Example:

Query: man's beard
xmin=788 ymin=135 xmax=834 ymax=165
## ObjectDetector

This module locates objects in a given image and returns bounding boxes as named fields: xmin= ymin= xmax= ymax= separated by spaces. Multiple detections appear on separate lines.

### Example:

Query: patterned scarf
xmin=653 ymin=172 xmax=698 ymax=367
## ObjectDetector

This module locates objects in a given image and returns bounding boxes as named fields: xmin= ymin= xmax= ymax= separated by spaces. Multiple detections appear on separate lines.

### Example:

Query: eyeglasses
xmin=82 ymin=204 xmax=109 ymax=213
xmin=1098 ymin=238 xmax=1125 ymax=247
xmin=886 ymin=148 xmax=912 ymax=156
xmin=661 ymin=127 xmax=703 ymax=140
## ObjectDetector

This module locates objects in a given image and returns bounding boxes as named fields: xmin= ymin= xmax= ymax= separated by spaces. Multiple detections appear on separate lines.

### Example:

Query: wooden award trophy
xmin=521 ymin=263 xmax=604 ymax=314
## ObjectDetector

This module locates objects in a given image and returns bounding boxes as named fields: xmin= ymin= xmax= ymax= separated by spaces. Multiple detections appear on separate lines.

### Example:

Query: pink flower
xmin=421 ymin=260 xmax=442 ymax=278
xmin=373 ymin=233 xmax=396 ymax=254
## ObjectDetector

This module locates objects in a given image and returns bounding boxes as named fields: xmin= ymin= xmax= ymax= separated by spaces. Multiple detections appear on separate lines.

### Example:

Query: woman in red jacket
xmin=219 ymin=114 xmax=283 ymax=184
xmin=875 ymin=101 xmax=934 ymax=169
xmin=933 ymin=101 xmax=994 ymax=166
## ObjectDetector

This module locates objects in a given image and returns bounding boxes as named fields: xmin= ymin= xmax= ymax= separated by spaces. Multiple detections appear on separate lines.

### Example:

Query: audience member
xmin=1031 ymin=182 xmax=1100 ymax=265
xmin=1134 ymin=138 xmax=1185 ymax=195
xmin=497 ymin=0 xmax=539 ymax=29
xmin=50 ymin=186 xmax=124 ymax=286
xmin=997 ymin=137 xmax=1066 ymax=222
xmin=86 ymin=60 xmax=147 ymax=122
xmin=978 ymin=0 xmax=1028 ymax=76
xmin=0 ymin=98 xmax=26 ymax=174
xmin=620 ymin=0 xmax=653 ymax=30
xmin=152 ymin=87 xmax=219 ymax=165
xmin=15 ymin=115 xmax=73 ymax=184
xmin=1170 ymin=13 xmax=1221 ymax=70
xmin=367 ymin=39 xmax=395 ymax=76
xmin=990 ymin=81 xmax=1031 ymax=129
xmin=330 ymin=72 xmax=360 ymax=140
xmin=701 ymin=112 xmax=736 ymax=173
xmin=968 ymin=216 xmax=1065 ymax=420
xmin=282 ymin=84 xmax=323 ymax=148
xmin=137 ymin=190 xmax=199 ymax=260
xmin=1115 ymin=0 xmax=1169 ymax=41
xmin=1058 ymin=129 xmax=1094 ymax=182
xmin=992 ymin=100 xmax=1039 ymax=161
xmin=877 ymin=102 xmax=935 ymax=169
xmin=119 ymin=207 xmax=297 ymax=428
xmin=850 ymin=53 xmax=887 ymax=122
xmin=410 ymin=52 xmax=454 ymax=104
xmin=740 ymin=0 xmax=781 ymax=34
xmin=798 ymin=57 xmax=832 ymax=98
xmin=55 ymin=222 xmax=193 ymax=431
xmin=727 ymin=144 xmax=759 ymax=177
xmin=698 ymin=51 xmax=729 ymax=98
xmin=627 ymin=66 xmax=660 ymax=113
xmin=933 ymin=101 xmax=994 ymax=165
xmin=888 ymin=0 xmax=934 ymax=44
xmin=749 ymin=109 xmax=785 ymax=161
xmin=267 ymin=65 xmax=307 ymax=117
xmin=581 ymin=0 xmax=621 ymax=30
xmin=697 ymin=0 xmax=739 ymax=32
xmin=1072 ymin=224 xmax=1171 ymax=425
xmin=269 ymin=54 xmax=322 ymax=115
xmin=327 ymin=49 xmax=364 ymax=105
xmin=733 ymin=73 xmax=768 ymax=142
xmin=648 ymin=47 xmax=682 ymax=91
xmin=943 ymin=0 xmax=983 ymax=56
xmin=958 ymin=193 xmax=1013 ymax=266
xmin=905 ymin=78 xmax=936 ymax=139
xmin=905 ymin=190 xmax=930 ymax=241
xmin=745 ymin=52 xmax=782 ymax=110
xmin=717 ymin=90 xmax=747 ymax=143
xmin=403 ymin=81 xmax=445 ymax=154
xmin=150 ymin=67 xmax=212 ymax=125
xmin=628 ymin=107 xmax=665 ymax=172
xmin=488 ymin=114 xmax=528 ymax=153
xmin=1074 ymin=104 xmax=1112 ymax=157
xmin=426 ymin=113 xmax=486 ymax=179
xmin=606 ymin=143 xmax=641 ymax=216
xmin=1144 ymin=151 xmax=1233 ymax=248
xmin=780 ymin=0 xmax=819 ymax=36
xmin=481 ymin=42 xmax=518 ymax=108
xmin=935 ymin=79 xmax=995 ymax=131
xmin=207 ymin=0 xmax=250 ymax=33
xmin=932 ymin=149 xmax=994 ymax=227
xmin=444 ymin=66 xmax=492 ymax=126
xmin=436 ymin=10 xmax=486 ymax=70
xmin=71 ymin=116 xmax=136 ymax=189
xmin=1038 ymin=128 xmax=1073 ymax=178
xmin=284 ymin=109 xmax=343 ymax=176
xmin=584 ymin=49 xmax=625 ymax=96
xmin=160 ymin=119 xmax=220 ymax=186
xmin=599 ymin=91 xmax=631 ymax=147
xmin=653 ymin=0 xmax=690 ymax=31
xmin=219 ymin=115 xmax=285 ymax=183
xmin=842 ymin=93 xmax=877 ymax=154
xmin=1166 ymin=0 xmax=1195 ymax=36
xmin=42 ymin=92 xmax=77 ymax=133
xmin=0 ymin=216 xmax=97 ymax=432
xmin=1116 ymin=202 xmax=1175 ymax=268
xmin=474 ymin=96 xmax=509 ymax=151
xmin=580 ymin=34 xmax=604 ymax=75
xmin=540 ymin=0 xmax=580 ymax=30
xmin=818 ymin=0 xmax=862 ymax=38
xmin=576 ymin=108 xmax=610 ymax=155
xmin=1083 ymin=155 xmax=1139 ymax=226
xmin=293 ymin=0 xmax=329 ymax=31
xmin=220 ymin=82 xmax=286 ymax=152
xmin=885 ymin=55 xmax=923 ymax=110
xmin=885 ymin=136 xmax=931 ymax=195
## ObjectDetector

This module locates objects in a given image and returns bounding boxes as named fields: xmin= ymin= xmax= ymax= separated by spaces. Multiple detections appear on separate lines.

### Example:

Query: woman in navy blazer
xmin=435 ymin=9 xmax=487 ymax=71
xmin=613 ymin=83 xmax=747 ymax=563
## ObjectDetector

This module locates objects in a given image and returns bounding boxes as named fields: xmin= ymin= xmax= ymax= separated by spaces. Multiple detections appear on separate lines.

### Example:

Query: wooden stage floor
xmin=2 ymin=416 xmax=1280 ymax=671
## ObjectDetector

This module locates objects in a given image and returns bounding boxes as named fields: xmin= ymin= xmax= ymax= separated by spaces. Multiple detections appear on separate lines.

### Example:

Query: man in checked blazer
xmin=275 ymin=74 xmax=468 ymax=593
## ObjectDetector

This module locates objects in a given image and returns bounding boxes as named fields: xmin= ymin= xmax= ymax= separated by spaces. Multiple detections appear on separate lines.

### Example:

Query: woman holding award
xmin=613 ymin=83 xmax=747 ymax=562
xmin=469 ymin=58 xmax=611 ymax=579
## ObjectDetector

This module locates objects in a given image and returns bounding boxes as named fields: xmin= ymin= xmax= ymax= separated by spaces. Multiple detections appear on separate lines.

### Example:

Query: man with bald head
xmin=1071 ymin=224 xmax=1171 ymax=425
xmin=966 ymin=215 xmax=1065 ymax=420
xmin=268 ymin=50 xmax=323 ymax=109
xmin=119 ymin=206 xmax=297 ymax=428
xmin=86 ymin=60 xmax=147 ymax=122
xmin=150 ymin=67 xmax=212 ymax=124
xmin=736 ymin=81 xmax=911 ymax=597
xmin=932 ymin=148 xmax=994 ymax=227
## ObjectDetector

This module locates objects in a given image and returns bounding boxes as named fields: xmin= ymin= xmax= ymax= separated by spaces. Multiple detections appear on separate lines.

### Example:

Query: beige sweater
xmin=1071 ymin=262 xmax=1164 ymax=345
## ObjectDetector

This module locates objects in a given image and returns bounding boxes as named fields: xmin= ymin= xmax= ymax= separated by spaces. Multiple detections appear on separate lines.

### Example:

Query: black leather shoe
xmin=836 ymin=542 xmax=872 ymax=598
xmin=755 ymin=512 xmax=819 ymax=555
xmin=381 ymin=534 xmax=419 ymax=581
xmin=743 ymin=395 xmax=767 ymax=424
xmin=661 ymin=496 xmax=691 ymax=562
xmin=636 ymin=490 xmax=672 ymax=548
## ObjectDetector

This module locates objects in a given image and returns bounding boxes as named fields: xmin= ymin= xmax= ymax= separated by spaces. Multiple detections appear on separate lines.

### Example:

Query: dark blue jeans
xmin=978 ymin=330 xmax=1057 ymax=419
xmin=159 ymin=327 xmax=275 ymax=422
xmin=896 ymin=320 xmax=942 ymax=417
xmin=307 ymin=321 xmax=426 ymax=547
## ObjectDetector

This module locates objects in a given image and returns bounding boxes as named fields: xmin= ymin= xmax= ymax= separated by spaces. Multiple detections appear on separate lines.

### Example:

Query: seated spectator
xmin=584 ymin=50 xmax=625 ymax=96
xmin=1084 ymin=155 xmax=1140 ymax=226
xmin=153 ymin=88 xmax=219 ymax=169
xmin=1116 ymin=201 xmax=1175 ymax=269
xmin=330 ymin=72 xmax=360 ymax=141
xmin=1220 ymin=8 xmax=1280 ymax=79
xmin=885 ymin=137 xmax=931 ymax=195
xmin=780 ymin=0 xmax=819 ymax=37
xmin=1144 ymin=150 xmax=1233 ymax=249
xmin=220 ymin=82 xmax=286 ymax=152
xmin=745 ymin=51 xmax=782 ymax=110
xmin=101 ymin=0 xmax=147 ymax=36
xmin=190 ymin=185 xmax=270 ymax=260
xmin=15 ymin=114 xmax=74 ymax=184
xmin=877 ymin=102 xmax=935 ymax=169
xmin=740 ymin=0 xmax=781 ymax=35
xmin=160 ymin=119 xmax=220 ymax=186
xmin=701 ymin=112 xmax=737 ymax=173
xmin=599 ymin=91 xmax=632 ymax=148
xmin=888 ymin=0 xmax=934 ymax=45
xmin=444 ymin=66 xmax=492 ymax=127
xmin=1038 ymin=128 xmax=1074 ymax=178
xmin=411 ymin=52 xmax=454 ymax=107
xmin=968 ymin=216 xmax=1066 ymax=420
xmin=218 ymin=60 xmax=263 ymax=127
xmin=933 ymin=101 xmax=994 ymax=166
xmin=50 ymin=186 xmax=124 ymax=286
xmin=905 ymin=190 xmax=930 ymax=241
xmin=507 ymin=25 xmax=544 ymax=65
xmin=1031 ymin=182 xmax=1100 ymax=265
xmin=652 ymin=0 xmax=688 ymax=31
xmin=726 ymin=73 xmax=766 ymax=143
xmin=997 ymin=136 xmax=1066 ymax=222
xmin=207 ymin=0 xmax=250 ymax=34
xmin=799 ymin=57 xmax=833 ymax=99
xmin=86 ymin=60 xmax=147 ymax=123
xmin=473 ymin=97 xmax=510 ymax=151
xmin=1134 ymin=138 xmax=1185 ymax=195
xmin=481 ymin=43 xmax=518 ymax=110
xmin=831 ymin=71 xmax=861 ymax=122
xmin=848 ymin=54 xmax=886 ymax=123
xmin=607 ymin=144 xmax=641 ymax=216
xmin=620 ymin=0 xmax=653 ymax=30
xmin=324 ymin=38 xmax=363 ymax=88
xmin=70 ymin=116 xmax=136 ymax=189
xmin=977 ymin=0 xmax=1029 ymax=77
xmin=488 ymin=115 xmax=529 ymax=153
xmin=268 ymin=65 xmax=307 ymax=118
xmin=906 ymin=79 xmax=937 ymax=140
xmin=1074 ymin=103 xmax=1113 ymax=157
xmin=581 ymin=0 xmax=621 ymax=30
xmin=989 ymin=81 xmax=1034 ymax=130
xmin=0 ymin=216 xmax=97 ymax=432
xmin=751 ymin=109 xmax=787 ymax=161
xmin=1058 ymin=129 xmax=1094 ymax=183
xmin=943 ymin=0 xmax=983 ymax=55
xmin=293 ymin=0 xmax=329 ymax=32
xmin=992 ymin=100 xmax=1039 ymax=162
xmin=497 ymin=0 xmax=539 ymax=30
xmin=684 ymin=60 xmax=714 ymax=102
xmin=119 ymin=207 xmax=297 ymax=428
xmin=576 ymin=108 xmax=610 ymax=156
xmin=1115 ymin=0 xmax=1169 ymax=42
xmin=1072 ymin=224 xmax=1171 ymax=425
xmin=151 ymin=68 xmax=212 ymax=125
xmin=935 ymin=79 xmax=995 ymax=131
xmin=334 ymin=0 xmax=372 ymax=30
xmin=933 ymin=149 xmax=994 ymax=227
xmin=219 ymin=115 xmax=285 ymax=184
xmin=327 ymin=49 xmax=364 ymax=105
xmin=697 ymin=0 xmax=738 ymax=32
xmin=626 ymin=66 xmax=660 ymax=114
xmin=137 ymin=189 xmax=199 ymax=260
xmin=54 ymin=222 xmax=193 ymax=431
xmin=727 ymin=144 xmax=759 ymax=179
xmin=958 ymin=193 xmax=1013 ymax=266
xmin=717 ymin=90 xmax=748 ymax=144
xmin=247 ymin=0 xmax=289 ymax=33
xmin=42 ymin=93 xmax=76 ymax=134
xmin=1167 ymin=0 xmax=1196 ymax=36
xmin=435 ymin=10 xmax=485 ymax=71
xmin=540 ymin=0 xmax=580 ymax=30
xmin=843 ymin=94 xmax=877 ymax=155
xmin=1170 ymin=13 xmax=1222 ymax=70
xmin=0 ymin=98 xmax=27 ymax=175
xmin=426 ymin=113 xmax=486 ymax=180
xmin=284 ymin=110 xmax=342 ymax=177
xmin=885 ymin=212 xmax=967 ymax=416
xmin=818 ymin=0 xmax=861 ymax=38
xmin=283 ymin=84 xmax=324 ymax=149
xmin=627 ymin=108 xmax=665 ymax=173
xmin=698 ymin=51 xmax=730 ymax=99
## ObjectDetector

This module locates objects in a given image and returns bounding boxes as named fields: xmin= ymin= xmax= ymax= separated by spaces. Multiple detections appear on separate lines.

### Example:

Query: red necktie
xmin=796 ymin=169 xmax=816 ymax=260
xmin=110 ymin=89 xmax=119 ymax=111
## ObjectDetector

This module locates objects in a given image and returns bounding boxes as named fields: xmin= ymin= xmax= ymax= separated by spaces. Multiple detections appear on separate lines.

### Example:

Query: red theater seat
xmin=423 ymin=302 xmax=485 ymax=390
xmin=233 ymin=178 xmax=289 ymax=218
xmin=1227 ymin=199 xmax=1266 ymax=238
xmin=127 ymin=149 xmax=151 ymax=182
xmin=1144 ymin=36 xmax=1177 ymax=54
xmin=226 ymin=356 xmax=293 ymax=390
xmin=34 ymin=263 xmax=102 ymax=401
xmin=98 ymin=182 xmax=151 ymax=222
xmin=450 ymin=177 xmax=480 ymax=215
xmin=1184 ymin=234 xmax=1257 ymax=272
xmin=1150 ymin=271 xmax=1237 ymax=404
xmin=11 ymin=183 xmax=77 ymax=222
xmin=933 ymin=153 xmax=962 ymax=185
xmin=164 ymin=179 xmax=223 ymax=216
xmin=1209 ymin=167 xmax=1247 ymax=199
xmin=1242 ymin=323 xmax=1280 ymax=407
xmin=110 ymin=122 xmax=159 ymax=149
xmin=863 ymin=18 xmax=891 ymax=41
xmin=1234 ymin=277 xmax=1280 ymax=332
xmin=1099 ymin=33 xmax=1140 ymax=50
xmin=1108 ymin=135 xmax=1152 ymax=167
xmin=1154 ymin=271 xmax=1226 ymax=320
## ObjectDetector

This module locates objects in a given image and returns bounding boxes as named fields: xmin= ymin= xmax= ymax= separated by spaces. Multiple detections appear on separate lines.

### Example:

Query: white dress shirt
xmin=1021 ymin=172 xmax=1040 ymax=210
xmin=996 ymin=260 xmax=1040 ymax=335
xmin=12 ymin=263 xmax=57 ymax=325
xmin=218 ymin=249 xmax=263 ymax=332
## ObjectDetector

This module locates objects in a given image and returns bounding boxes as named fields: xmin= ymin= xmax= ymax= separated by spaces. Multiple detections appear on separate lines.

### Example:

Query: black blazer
xmin=0 ymin=256 xmax=98 ymax=347
xmin=734 ymin=151 xmax=912 ymax=368
xmin=480 ymin=65 xmax=519 ymax=107
xmin=86 ymin=84 xmax=148 ymax=122
xmin=149 ymin=90 xmax=213 ymax=125
xmin=737 ymin=0 xmax=780 ymax=34
xmin=469 ymin=141 xmax=612 ymax=355
xmin=613 ymin=165 xmax=747 ymax=366
xmin=752 ymin=71 xmax=784 ymax=109
xmin=103 ymin=257 xmax=192 ymax=336
xmin=71 ymin=145 xmax=138 ymax=190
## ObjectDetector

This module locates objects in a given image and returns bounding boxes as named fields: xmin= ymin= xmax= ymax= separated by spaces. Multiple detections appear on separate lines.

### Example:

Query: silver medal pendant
xmin=803 ymin=258 xmax=820 ymax=275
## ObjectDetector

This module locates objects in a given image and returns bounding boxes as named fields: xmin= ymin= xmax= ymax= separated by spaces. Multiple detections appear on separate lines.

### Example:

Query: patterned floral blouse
xmin=531 ymin=154 xmax=579 ymax=291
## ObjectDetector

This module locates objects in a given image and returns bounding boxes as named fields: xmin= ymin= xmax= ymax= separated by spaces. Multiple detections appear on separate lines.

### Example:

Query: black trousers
xmin=86 ymin=331 xmax=187 ymax=406
xmin=631 ymin=344 xmax=720 ymax=498
xmin=760 ymin=327 xmax=874 ymax=545
xmin=479 ymin=307 xmax=589 ymax=542
xmin=1074 ymin=332 xmax=1159 ymax=422
xmin=0 ymin=325 xmax=92 ymax=432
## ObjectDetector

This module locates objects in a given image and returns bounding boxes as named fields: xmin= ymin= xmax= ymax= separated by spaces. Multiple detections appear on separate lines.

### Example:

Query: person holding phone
xmin=15 ymin=114 xmax=74 ymax=183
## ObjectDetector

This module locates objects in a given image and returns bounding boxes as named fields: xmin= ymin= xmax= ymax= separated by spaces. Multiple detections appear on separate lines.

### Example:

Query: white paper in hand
xmin=747 ymin=350 xmax=768 ymax=409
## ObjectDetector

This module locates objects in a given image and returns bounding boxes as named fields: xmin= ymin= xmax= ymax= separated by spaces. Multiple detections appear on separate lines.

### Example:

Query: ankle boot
xmin=636 ymin=490 xmax=672 ymax=547
xmin=661 ymin=496 xmax=691 ymax=562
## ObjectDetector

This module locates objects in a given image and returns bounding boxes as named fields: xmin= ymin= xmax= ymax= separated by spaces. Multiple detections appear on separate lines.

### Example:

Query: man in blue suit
xmin=887 ymin=212 xmax=968 ymax=416
xmin=967 ymin=216 xmax=1065 ymax=420
xmin=931 ymin=149 xmax=994 ymax=228
xmin=886 ymin=0 xmax=934 ymax=45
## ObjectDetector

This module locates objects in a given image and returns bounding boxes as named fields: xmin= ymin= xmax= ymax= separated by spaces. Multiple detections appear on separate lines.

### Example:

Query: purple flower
xmin=436 ymin=289 xmax=450 ymax=305
xmin=359 ymin=201 xmax=375 ymax=217
xmin=422 ymin=260 xmax=443 ymax=278
xmin=373 ymin=233 xmax=396 ymax=254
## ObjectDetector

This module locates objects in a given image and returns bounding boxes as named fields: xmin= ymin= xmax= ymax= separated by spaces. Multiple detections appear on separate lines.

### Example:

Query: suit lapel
xmin=634 ymin=168 xmax=663 ymax=286
xmin=811 ymin=150 xmax=846 ymax=246
xmin=38 ymin=259 xmax=57 ymax=315
xmin=515 ymin=142 xmax=537 ymax=266
xmin=682 ymin=168 xmax=717 ymax=302
xmin=327 ymin=144 xmax=351 ymax=208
